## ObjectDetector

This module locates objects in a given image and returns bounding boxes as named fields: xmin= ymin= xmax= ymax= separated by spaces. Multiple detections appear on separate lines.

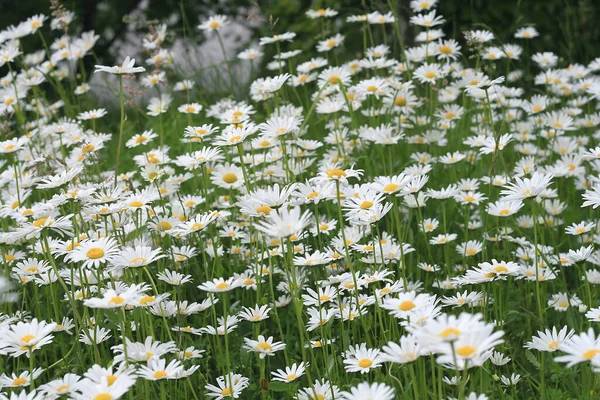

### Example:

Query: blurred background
xmin=1 ymin=0 xmax=599 ymax=100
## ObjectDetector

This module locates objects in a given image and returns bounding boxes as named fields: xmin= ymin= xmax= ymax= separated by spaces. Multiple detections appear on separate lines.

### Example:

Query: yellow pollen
xmin=445 ymin=112 xmax=456 ymax=119
xmin=32 ymin=217 xmax=48 ymax=227
xmin=129 ymin=200 xmax=143 ymax=208
xmin=456 ymin=346 xmax=477 ymax=357
xmin=82 ymin=144 xmax=95 ymax=153
xmin=56 ymin=385 xmax=70 ymax=393
xmin=466 ymin=248 xmax=477 ymax=255
xmin=158 ymin=221 xmax=172 ymax=231
xmin=358 ymin=359 xmax=373 ymax=368
xmin=439 ymin=45 xmax=452 ymax=54
xmin=94 ymin=394 xmax=113 ymax=400
xmin=583 ymin=349 xmax=600 ymax=359
xmin=548 ymin=341 xmax=559 ymax=350
xmin=209 ymin=21 xmax=221 ymax=29
xmin=86 ymin=248 xmax=105 ymax=259
xmin=215 ymin=282 xmax=230 ymax=290
xmin=360 ymin=200 xmax=373 ymax=209
xmin=499 ymin=209 xmax=510 ymax=216
xmin=25 ymin=266 xmax=40 ymax=274
xmin=424 ymin=71 xmax=436 ymax=79
xmin=257 ymin=342 xmax=272 ymax=351
xmin=108 ymin=296 xmax=125 ymax=305
xmin=153 ymin=370 xmax=168 ymax=379
xmin=328 ymin=75 xmax=341 ymax=84
xmin=20 ymin=334 xmax=36 ymax=344
xmin=326 ymin=169 xmax=346 ymax=178
xmin=398 ymin=300 xmax=416 ymax=311
xmin=13 ymin=377 xmax=28 ymax=386
xmin=257 ymin=205 xmax=272 ymax=215
xmin=139 ymin=296 xmax=155 ymax=305
xmin=439 ymin=328 xmax=461 ymax=338
xmin=494 ymin=266 xmax=508 ymax=273
xmin=464 ymin=195 xmax=476 ymax=202
xmin=222 ymin=173 xmax=238 ymax=184
xmin=532 ymin=105 xmax=543 ymax=112
xmin=366 ymin=85 xmax=378 ymax=92
xmin=221 ymin=388 xmax=232 ymax=396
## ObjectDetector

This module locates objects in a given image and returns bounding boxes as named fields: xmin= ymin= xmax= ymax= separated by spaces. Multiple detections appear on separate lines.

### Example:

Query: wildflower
xmin=94 ymin=56 xmax=145 ymax=74
xmin=271 ymin=362 xmax=308 ymax=383
xmin=243 ymin=335 xmax=286 ymax=359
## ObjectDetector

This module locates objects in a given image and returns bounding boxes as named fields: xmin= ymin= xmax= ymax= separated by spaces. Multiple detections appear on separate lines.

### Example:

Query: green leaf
xmin=269 ymin=381 xmax=292 ymax=392
xmin=525 ymin=350 xmax=541 ymax=370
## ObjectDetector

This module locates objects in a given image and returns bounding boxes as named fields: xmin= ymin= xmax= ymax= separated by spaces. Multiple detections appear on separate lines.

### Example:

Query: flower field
xmin=1 ymin=1 xmax=600 ymax=399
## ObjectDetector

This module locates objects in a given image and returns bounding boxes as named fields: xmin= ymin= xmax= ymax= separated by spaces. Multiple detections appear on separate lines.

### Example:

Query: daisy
xmin=486 ymin=200 xmax=523 ymax=217
xmin=198 ymin=277 xmax=241 ymax=293
xmin=157 ymin=269 xmax=193 ymax=286
xmin=177 ymin=103 xmax=203 ymax=114
xmin=271 ymin=362 xmax=308 ymax=383
xmin=410 ymin=10 xmax=445 ymax=27
xmin=554 ymin=328 xmax=600 ymax=367
xmin=515 ymin=26 xmax=539 ymax=39
xmin=94 ymin=56 xmax=145 ymax=74
xmin=380 ymin=335 xmax=423 ymax=364
xmin=69 ymin=237 xmax=120 ymax=268
xmin=137 ymin=358 xmax=184 ymax=381
xmin=2 ymin=318 xmax=57 ymax=358
xmin=198 ymin=15 xmax=228 ymax=32
xmin=340 ymin=382 xmax=395 ymax=400
xmin=306 ymin=8 xmax=338 ymax=18
xmin=111 ymin=245 xmax=165 ymax=269
xmin=211 ymin=164 xmax=245 ymax=190
xmin=243 ymin=335 xmax=286 ymax=359
xmin=83 ymin=284 xmax=144 ymax=309
xmin=500 ymin=172 xmax=554 ymax=201
xmin=525 ymin=326 xmax=575 ymax=352
xmin=317 ymin=34 xmax=345 ymax=52
xmin=238 ymin=305 xmax=271 ymax=322
xmin=343 ymin=343 xmax=383 ymax=374
xmin=205 ymin=373 xmax=249 ymax=399
xmin=414 ymin=63 xmax=444 ymax=84
xmin=297 ymin=379 xmax=340 ymax=400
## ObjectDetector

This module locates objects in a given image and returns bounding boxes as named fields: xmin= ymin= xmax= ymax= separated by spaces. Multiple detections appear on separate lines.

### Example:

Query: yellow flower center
xmin=439 ymin=45 xmax=452 ymax=54
xmin=82 ymin=144 xmax=95 ymax=153
xmin=20 ymin=334 xmax=36 ymax=344
xmin=439 ymin=328 xmax=461 ymax=338
xmin=86 ymin=248 xmax=105 ymax=259
xmin=360 ymin=200 xmax=373 ymax=209
xmin=13 ymin=377 xmax=29 ymax=386
xmin=139 ymin=296 xmax=155 ymax=305
xmin=456 ymin=346 xmax=476 ymax=357
xmin=108 ymin=296 xmax=125 ymax=305
xmin=398 ymin=300 xmax=416 ymax=311
xmin=153 ymin=370 xmax=168 ymax=379
xmin=222 ymin=173 xmax=238 ymax=184
xmin=257 ymin=205 xmax=272 ymax=215
xmin=358 ymin=358 xmax=373 ymax=368
xmin=326 ymin=169 xmax=346 ymax=178
xmin=424 ymin=71 xmax=436 ymax=79
xmin=215 ymin=282 xmax=230 ymax=290
xmin=257 ymin=342 xmax=272 ymax=351
xmin=94 ymin=394 xmax=113 ymax=400
xmin=56 ymin=385 xmax=70 ymax=393
xmin=158 ymin=221 xmax=172 ymax=231
xmin=221 ymin=388 xmax=232 ymax=396
xmin=32 ymin=217 xmax=48 ymax=228
xmin=209 ymin=21 xmax=221 ymax=29
xmin=583 ymin=349 xmax=600 ymax=359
